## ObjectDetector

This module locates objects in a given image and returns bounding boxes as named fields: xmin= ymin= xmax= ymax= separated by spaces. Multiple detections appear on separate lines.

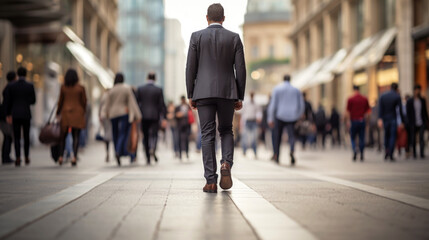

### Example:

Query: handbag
xmin=188 ymin=109 xmax=195 ymax=124
xmin=127 ymin=121 xmax=138 ymax=154
xmin=39 ymin=105 xmax=61 ymax=145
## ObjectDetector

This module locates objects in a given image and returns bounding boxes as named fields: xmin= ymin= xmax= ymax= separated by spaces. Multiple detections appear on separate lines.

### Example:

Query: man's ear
xmin=206 ymin=15 xmax=209 ymax=22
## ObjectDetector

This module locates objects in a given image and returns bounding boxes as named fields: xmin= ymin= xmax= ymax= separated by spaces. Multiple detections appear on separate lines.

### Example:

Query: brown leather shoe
xmin=203 ymin=183 xmax=217 ymax=193
xmin=220 ymin=162 xmax=233 ymax=190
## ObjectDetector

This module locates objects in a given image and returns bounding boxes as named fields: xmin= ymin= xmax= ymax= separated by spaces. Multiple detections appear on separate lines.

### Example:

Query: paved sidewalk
xmin=0 ymin=142 xmax=429 ymax=240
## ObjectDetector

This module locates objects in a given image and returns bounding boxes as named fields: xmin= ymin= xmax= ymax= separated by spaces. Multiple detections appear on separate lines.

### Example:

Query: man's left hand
xmin=188 ymin=99 xmax=197 ymax=110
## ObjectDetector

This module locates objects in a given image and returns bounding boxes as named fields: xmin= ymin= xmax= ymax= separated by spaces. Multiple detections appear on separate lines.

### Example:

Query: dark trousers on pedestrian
xmin=141 ymin=119 xmax=159 ymax=162
xmin=59 ymin=128 xmax=81 ymax=159
xmin=331 ymin=126 xmax=341 ymax=146
xmin=2 ymin=134 xmax=13 ymax=162
xmin=383 ymin=119 xmax=397 ymax=157
xmin=316 ymin=126 xmax=326 ymax=148
xmin=111 ymin=115 xmax=132 ymax=157
xmin=178 ymin=125 xmax=190 ymax=159
xmin=274 ymin=119 xmax=296 ymax=162
xmin=409 ymin=125 xmax=425 ymax=158
xmin=196 ymin=98 xmax=235 ymax=184
xmin=350 ymin=120 xmax=365 ymax=154
xmin=12 ymin=118 xmax=30 ymax=159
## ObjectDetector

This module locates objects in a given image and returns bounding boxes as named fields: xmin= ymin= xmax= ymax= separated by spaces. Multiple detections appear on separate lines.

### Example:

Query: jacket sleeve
xmin=234 ymin=35 xmax=246 ymax=101
xmin=186 ymin=32 xmax=198 ymax=99
xmin=160 ymin=89 xmax=167 ymax=119
xmin=267 ymin=90 xmax=277 ymax=124
xmin=128 ymin=88 xmax=142 ymax=122
xmin=423 ymin=98 xmax=429 ymax=124
xmin=4 ymin=86 xmax=11 ymax=116
xmin=56 ymin=86 xmax=64 ymax=115
xmin=81 ymin=86 xmax=87 ymax=112
xmin=29 ymin=84 xmax=36 ymax=105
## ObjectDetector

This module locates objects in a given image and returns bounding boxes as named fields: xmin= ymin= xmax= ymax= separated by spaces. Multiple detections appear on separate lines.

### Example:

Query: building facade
xmin=164 ymin=19 xmax=186 ymax=104
xmin=291 ymin=0 xmax=429 ymax=114
xmin=242 ymin=0 xmax=294 ymax=95
xmin=118 ymin=0 xmax=165 ymax=87
xmin=0 ymin=0 xmax=121 ymax=141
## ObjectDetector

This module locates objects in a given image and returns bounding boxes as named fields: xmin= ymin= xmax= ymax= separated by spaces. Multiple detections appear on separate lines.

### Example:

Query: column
xmin=73 ymin=0 xmax=84 ymax=38
xmin=396 ymin=0 xmax=414 ymax=96
xmin=100 ymin=28 xmax=108 ymax=67
xmin=109 ymin=40 xmax=118 ymax=72
xmin=0 ymin=20 xmax=15 ymax=98
xmin=310 ymin=23 xmax=321 ymax=61
xmin=89 ymin=16 xmax=98 ymax=53
xmin=323 ymin=13 xmax=333 ymax=57
xmin=298 ymin=33 xmax=307 ymax=69
xmin=341 ymin=0 xmax=353 ymax=49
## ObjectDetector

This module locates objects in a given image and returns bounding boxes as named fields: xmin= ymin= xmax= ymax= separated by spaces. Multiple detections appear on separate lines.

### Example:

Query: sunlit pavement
xmin=1 ymin=141 xmax=429 ymax=240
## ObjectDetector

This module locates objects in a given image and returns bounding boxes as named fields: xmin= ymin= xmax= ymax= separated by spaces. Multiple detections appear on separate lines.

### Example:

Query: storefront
xmin=413 ymin=27 xmax=429 ymax=97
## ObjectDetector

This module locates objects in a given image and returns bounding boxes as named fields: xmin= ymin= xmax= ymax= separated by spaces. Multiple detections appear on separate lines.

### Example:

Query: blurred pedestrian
xmin=136 ymin=73 xmax=166 ymax=165
xmin=166 ymin=101 xmax=179 ymax=157
xmin=406 ymin=85 xmax=428 ymax=159
xmin=314 ymin=105 xmax=327 ymax=149
xmin=378 ymin=83 xmax=405 ymax=161
xmin=0 ymin=71 xmax=17 ymax=164
xmin=268 ymin=75 xmax=304 ymax=165
xmin=299 ymin=93 xmax=314 ymax=149
xmin=5 ymin=67 xmax=36 ymax=167
xmin=368 ymin=100 xmax=382 ymax=151
xmin=56 ymin=69 xmax=87 ymax=166
xmin=99 ymin=89 xmax=112 ymax=162
xmin=175 ymin=96 xmax=191 ymax=160
xmin=101 ymin=73 xmax=141 ymax=166
xmin=240 ymin=92 xmax=262 ymax=158
xmin=346 ymin=85 xmax=370 ymax=161
xmin=329 ymin=107 xmax=341 ymax=147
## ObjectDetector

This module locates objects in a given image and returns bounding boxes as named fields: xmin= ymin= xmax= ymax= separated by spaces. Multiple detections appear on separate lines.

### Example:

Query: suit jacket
xmin=136 ymin=83 xmax=166 ymax=121
xmin=5 ymin=78 xmax=36 ymax=120
xmin=57 ymin=84 xmax=87 ymax=130
xmin=186 ymin=25 xmax=246 ymax=101
xmin=0 ymin=82 xmax=14 ymax=121
xmin=378 ymin=90 xmax=404 ymax=122
xmin=406 ymin=97 xmax=428 ymax=127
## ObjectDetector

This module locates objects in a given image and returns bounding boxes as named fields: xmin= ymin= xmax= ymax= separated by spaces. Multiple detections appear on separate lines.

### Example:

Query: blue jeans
xmin=383 ymin=119 xmax=397 ymax=156
xmin=242 ymin=120 xmax=258 ymax=155
xmin=111 ymin=115 xmax=133 ymax=158
xmin=350 ymin=120 xmax=365 ymax=153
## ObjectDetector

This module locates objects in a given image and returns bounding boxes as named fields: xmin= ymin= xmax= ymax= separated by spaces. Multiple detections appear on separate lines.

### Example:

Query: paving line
xmin=293 ymin=170 xmax=429 ymax=211
xmin=0 ymin=171 xmax=121 ymax=239
xmin=229 ymin=178 xmax=318 ymax=240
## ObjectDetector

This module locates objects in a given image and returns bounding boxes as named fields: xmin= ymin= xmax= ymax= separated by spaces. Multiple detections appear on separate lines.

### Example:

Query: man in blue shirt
xmin=268 ymin=75 xmax=305 ymax=165
xmin=378 ymin=83 xmax=404 ymax=161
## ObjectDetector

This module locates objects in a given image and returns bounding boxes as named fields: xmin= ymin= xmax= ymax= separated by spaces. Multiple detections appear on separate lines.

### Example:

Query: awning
xmin=291 ymin=57 xmax=329 ymax=90
xmin=335 ymin=34 xmax=379 ymax=74
xmin=305 ymin=48 xmax=348 ymax=88
xmin=66 ymin=41 xmax=114 ymax=89
xmin=353 ymin=28 xmax=396 ymax=70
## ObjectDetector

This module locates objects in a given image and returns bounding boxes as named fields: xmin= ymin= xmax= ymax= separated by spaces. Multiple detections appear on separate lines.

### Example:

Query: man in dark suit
xmin=5 ymin=67 xmax=36 ymax=166
xmin=0 ymin=71 xmax=17 ymax=164
xmin=378 ymin=83 xmax=404 ymax=161
xmin=136 ymin=73 xmax=166 ymax=164
xmin=186 ymin=3 xmax=246 ymax=193
xmin=406 ymin=84 xmax=428 ymax=159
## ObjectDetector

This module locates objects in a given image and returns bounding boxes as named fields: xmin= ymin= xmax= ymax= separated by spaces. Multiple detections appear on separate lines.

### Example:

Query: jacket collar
xmin=208 ymin=24 xmax=223 ymax=29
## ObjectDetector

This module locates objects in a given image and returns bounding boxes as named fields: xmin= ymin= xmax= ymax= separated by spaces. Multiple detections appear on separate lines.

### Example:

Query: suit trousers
xmin=409 ymin=125 xmax=425 ymax=158
xmin=12 ymin=118 xmax=30 ymax=159
xmin=141 ymin=119 xmax=160 ymax=162
xmin=274 ymin=119 xmax=296 ymax=162
xmin=196 ymin=98 xmax=235 ymax=184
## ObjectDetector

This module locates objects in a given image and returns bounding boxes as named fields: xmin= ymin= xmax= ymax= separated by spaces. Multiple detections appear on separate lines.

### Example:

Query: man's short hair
xmin=148 ymin=73 xmax=156 ymax=81
xmin=6 ymin=71 xmax=16 ymax=82
xmin=283 ymin=75 xmax=291 ymax=82
xmin=391 ymin=83 xmax=398 ymax=90
xmin=17 ymin=67 xmax=27 ymax=77
xmin=181 ymin=95 xmax=186 ymax=100
xmin=353 ymin=85 xmax=360 ymax=91
xmin=414 ymin=84 xmax=422 ymax=90
xmin=207 ymin=3 xmax=224 ymax=22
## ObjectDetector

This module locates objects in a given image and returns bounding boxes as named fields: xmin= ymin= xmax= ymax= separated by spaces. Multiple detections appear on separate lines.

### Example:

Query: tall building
xmin=164 ymin=19 xmax=186 ymax=104
xmin=0 ymin=0 xmax=121 ymax=138
xmin=291 ymin=0 xmax=429 ymax=113
xmin=242 ymin=0 xmax=293 ymax=95
xmin=118 ymin=0 xmax=165 ymax=87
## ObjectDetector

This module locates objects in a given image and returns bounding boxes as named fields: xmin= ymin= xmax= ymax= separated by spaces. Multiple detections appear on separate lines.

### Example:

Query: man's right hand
xmin=234 ymin=101 xmax=242 ymax=111
xmin=269 ymin=121 xmax=275 ymax=129
xmin=377 ymin=119 xmax=383 ymax=128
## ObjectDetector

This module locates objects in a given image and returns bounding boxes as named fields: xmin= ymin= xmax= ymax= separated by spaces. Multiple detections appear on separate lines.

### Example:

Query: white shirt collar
xmin=209 ymin=23 xmax=222 ymax=26
xmin=147 ymin=80 xmax=155 ymax=84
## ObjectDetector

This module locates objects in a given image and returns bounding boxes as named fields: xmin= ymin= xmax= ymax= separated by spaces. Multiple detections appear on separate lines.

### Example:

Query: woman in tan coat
xmin=57 ymin=69 xmax=87 ymax=166
xmin=101 ymin=73 xmax=141 ymax=166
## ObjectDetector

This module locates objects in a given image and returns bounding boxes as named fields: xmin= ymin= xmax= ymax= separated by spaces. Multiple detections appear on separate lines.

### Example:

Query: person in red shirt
xmin=346 ymin=85 xmax=370 ymax=161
